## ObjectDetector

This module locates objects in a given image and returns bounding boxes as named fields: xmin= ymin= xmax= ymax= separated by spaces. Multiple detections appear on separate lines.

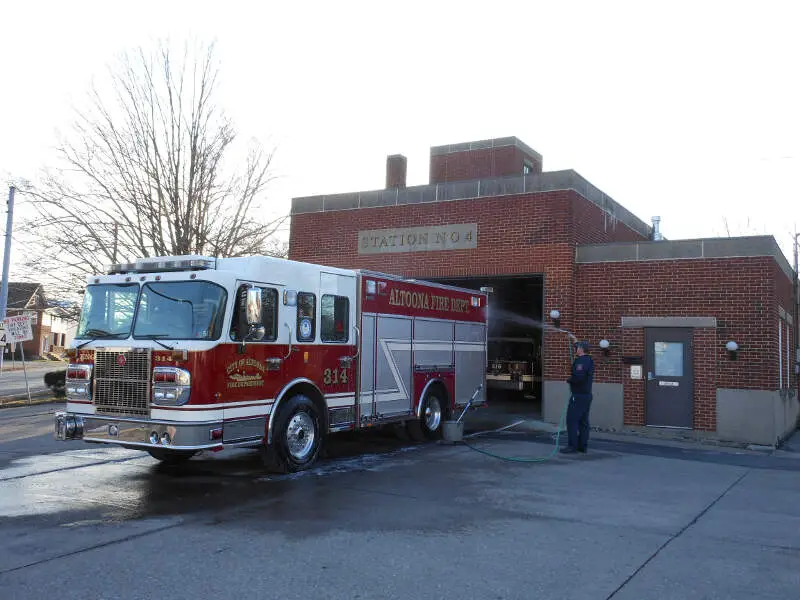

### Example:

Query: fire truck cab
xmin=55 ymin=255 xmax=488 ymax=472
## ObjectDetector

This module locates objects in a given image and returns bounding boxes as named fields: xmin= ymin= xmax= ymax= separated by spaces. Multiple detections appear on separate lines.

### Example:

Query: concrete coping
xmin=576 ymin=236 xmax=795 ymax=280
xmin=291 ymin=169 xmax=652 ymax=238
xmin=621 ymin=316 xmax=717 ymax=328
xmin=429 ymin=136 xmax=543 ymax=161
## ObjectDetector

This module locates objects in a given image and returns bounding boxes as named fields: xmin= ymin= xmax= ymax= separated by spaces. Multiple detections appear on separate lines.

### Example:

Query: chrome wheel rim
xmin=286 ymin=412 xmax=316 ymax=461
xmin=424 ymin=396 xmax=442 ymax=431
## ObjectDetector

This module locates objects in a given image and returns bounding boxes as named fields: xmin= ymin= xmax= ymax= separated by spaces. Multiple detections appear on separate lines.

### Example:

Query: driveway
xmin=0 ymin=404 xmax=798 ymax=599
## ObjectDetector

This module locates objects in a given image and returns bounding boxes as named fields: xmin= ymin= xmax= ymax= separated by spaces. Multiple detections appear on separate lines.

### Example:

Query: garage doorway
xmin=425 ymin=275 xmax=544 ymax=416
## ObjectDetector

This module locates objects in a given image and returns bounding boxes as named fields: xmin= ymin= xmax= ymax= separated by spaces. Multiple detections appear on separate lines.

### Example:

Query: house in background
xmin=3 ymin=282 xmax=78 ymax=359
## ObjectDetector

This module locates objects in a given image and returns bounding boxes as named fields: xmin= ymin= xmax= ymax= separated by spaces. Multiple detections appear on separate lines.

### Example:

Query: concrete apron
xmin=469 ymin=384 xmax=800 ymax=452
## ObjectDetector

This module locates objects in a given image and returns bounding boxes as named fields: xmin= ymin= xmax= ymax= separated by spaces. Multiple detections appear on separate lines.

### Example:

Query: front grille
xmin=93 ymin=349 xmax=152 ymax=416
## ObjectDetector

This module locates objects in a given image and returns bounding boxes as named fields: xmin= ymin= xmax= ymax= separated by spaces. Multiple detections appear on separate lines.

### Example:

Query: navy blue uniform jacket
xmin=568 ymin=354 xmax=595 ymax=398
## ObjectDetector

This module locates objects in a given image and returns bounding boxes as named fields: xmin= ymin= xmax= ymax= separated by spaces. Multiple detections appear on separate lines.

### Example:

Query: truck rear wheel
xmin=407 ymin=388 xmax=447 ymax=441
xmin=262 ymin=394 xmax=323 ymax=474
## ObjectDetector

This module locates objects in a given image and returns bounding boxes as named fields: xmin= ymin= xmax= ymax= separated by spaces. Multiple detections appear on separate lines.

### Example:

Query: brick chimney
xmin=386 ymin=154 xmax=407 ymax=188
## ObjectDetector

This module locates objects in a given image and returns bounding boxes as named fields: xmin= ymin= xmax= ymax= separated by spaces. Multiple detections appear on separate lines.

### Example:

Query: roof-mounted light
xmin=106 ymin=255 xmax=216 ymax=275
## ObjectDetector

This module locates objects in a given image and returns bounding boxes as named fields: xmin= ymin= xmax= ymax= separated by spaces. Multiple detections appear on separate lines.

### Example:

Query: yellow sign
xmin=226 ymin=357 xmax=266 ymax=388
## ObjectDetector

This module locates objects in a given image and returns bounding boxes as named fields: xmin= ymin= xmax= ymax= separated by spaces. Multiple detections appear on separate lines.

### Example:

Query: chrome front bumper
xmin=55 ymin=412 xmax=224 ymax=451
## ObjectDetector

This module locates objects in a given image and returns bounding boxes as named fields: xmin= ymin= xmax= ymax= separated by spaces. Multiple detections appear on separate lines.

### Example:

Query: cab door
xmin=222 ymin=281 xmax=285 ymax=444
xmin=319 ymin=272 xmax=358 ymax=430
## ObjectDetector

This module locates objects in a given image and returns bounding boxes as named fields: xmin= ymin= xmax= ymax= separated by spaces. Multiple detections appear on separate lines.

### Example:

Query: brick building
xmin=289 ymin=136 xmax=799 ymax=446
xmin=3 ymin=282 xmax=77 ymax=359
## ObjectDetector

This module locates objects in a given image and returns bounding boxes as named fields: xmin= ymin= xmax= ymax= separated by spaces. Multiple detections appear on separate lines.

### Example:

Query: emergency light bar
xmin=106 ymin=256 xmax=216 ymax=274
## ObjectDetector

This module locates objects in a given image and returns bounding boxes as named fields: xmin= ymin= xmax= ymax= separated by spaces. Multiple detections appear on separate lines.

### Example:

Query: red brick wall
xmin=773 ymin=260 xmax=796 ymax=391
xmin=290 ymin=190 xmax=647 ymax=383
xmin=618 ymin=327 xmax=717 ymax=431
xmin=386 ymin=155 xmax=407 ymax=188
xmin=622 ymin=328 xmax=645 ymax=425
xmin=575 ymin=256 xmax=790 ymax=430
xmin=576 ymin=257 xmax=780 ymax=390
xmin=693 ymin=327 xmax=717 ymax=430
xmin=291 ymin=191 xmax=573 ymax=274
xmin=571 ymin=190 xmax=649 ymax=245
xmin=429 ymin=146 xmax=542 ymax=183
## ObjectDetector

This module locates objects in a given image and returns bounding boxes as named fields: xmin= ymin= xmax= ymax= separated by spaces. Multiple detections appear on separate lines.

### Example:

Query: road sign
xmin=0 ymin=321 xmax=6 ymax=346
xmin=2 ymin=315 xmax=34 ymax=343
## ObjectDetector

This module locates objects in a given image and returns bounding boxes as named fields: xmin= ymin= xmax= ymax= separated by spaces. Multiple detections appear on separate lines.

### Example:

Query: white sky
xmin=2 ymin=0 xmax=799 ymax=276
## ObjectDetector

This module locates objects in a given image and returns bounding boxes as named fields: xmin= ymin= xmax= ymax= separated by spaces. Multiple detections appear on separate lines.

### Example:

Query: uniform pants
xmin=567 ymin=394 xmax=592 ymax=451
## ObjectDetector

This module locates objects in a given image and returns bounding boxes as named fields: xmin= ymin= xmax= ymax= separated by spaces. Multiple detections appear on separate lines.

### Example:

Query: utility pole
xmin=0 ymin=185 xmax=14 ymax=321
xmin=0 ymin=185 xmax=15 ymax=374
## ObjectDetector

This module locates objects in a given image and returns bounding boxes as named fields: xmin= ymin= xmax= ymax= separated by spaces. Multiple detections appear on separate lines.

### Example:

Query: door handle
xmin=266 ymin=357 xmax=283 ymax=371
xmin=352 ymin=326 xmax=360 ymax=359
xmin=337 ymin=326 xmax=360 ymax=369
xmin=283 ymin=323 xmax=293 ymax=359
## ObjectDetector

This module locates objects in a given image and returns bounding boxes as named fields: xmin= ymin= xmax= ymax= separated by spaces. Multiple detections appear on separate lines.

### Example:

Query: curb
xmin=461 ymin=412 xmax=787 ymax=453
xmin=0 ymin=391 xmax=61 ymax=409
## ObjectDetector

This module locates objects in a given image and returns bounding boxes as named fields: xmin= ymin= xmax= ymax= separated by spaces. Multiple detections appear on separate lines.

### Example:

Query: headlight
xmin=151 ymin=367 xmax=192 ymax=406
xmin=66 ymin=364 xmax=92 ymax=400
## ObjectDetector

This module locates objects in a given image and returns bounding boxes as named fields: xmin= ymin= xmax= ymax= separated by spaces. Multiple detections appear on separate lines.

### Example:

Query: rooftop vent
xmin=651 ymin=216 xmax=663 ymax=241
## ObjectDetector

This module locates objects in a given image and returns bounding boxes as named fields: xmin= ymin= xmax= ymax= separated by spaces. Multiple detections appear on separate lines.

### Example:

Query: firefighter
xmin=561 ymin=340 xmax=594 ymax=454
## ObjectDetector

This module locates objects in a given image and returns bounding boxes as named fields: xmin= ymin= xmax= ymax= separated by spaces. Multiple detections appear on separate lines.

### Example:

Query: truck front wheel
xmin=262 ymin=394 xmax=323 ymax=474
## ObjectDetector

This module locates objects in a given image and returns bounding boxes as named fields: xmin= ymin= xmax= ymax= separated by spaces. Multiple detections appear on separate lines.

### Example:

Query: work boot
xmin=560 ymin=447 xmax=578 ymax=454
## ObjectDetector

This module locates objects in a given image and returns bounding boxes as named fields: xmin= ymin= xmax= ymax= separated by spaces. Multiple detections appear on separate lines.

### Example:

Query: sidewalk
xmin=1 ymin=360 xmax=65 ymax=373
xmin=460 ymin=401 xmax=800 ymax=455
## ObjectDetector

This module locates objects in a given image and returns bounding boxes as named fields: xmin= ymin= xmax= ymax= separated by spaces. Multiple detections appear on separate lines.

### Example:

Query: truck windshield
xmin=75 ymin=284 xmax=140 ymax=339
xmin=133 ymin=281 xmax=227 ymax=340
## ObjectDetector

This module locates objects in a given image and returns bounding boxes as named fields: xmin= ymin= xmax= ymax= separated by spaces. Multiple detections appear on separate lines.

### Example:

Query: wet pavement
xmin=0 ymin=403 xmax=798 ymax=599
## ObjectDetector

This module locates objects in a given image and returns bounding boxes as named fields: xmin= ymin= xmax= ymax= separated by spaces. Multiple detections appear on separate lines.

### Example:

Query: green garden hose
xmin=462 ymin=333 xmax=574 ymax=462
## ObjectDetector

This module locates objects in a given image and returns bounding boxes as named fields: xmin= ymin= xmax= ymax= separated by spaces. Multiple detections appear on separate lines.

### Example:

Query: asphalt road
xmin=0 ymin=362 xmax=66 ymax=398
xmin=0 ymin=404 xmax=798 ymax=599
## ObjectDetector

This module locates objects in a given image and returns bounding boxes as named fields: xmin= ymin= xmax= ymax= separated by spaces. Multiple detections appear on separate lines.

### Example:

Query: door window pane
xmin=229 ymin=285 xmax=278 ymax=341
xmin=321 ymin=295 xmax=349 ymax=342
xmin=297 ymin=292 xmax=316 ymax=342
xmin=654 ymin=341 xmax=683 ymax=377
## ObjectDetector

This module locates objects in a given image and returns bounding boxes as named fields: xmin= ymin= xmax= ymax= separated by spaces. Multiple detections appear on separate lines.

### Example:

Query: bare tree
xmin=20 ymin=40 xmax=285 ymax=317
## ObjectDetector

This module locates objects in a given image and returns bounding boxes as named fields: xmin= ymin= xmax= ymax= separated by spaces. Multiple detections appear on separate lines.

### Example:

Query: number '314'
xmin=323 ymin=368 xmax=348 ymax=385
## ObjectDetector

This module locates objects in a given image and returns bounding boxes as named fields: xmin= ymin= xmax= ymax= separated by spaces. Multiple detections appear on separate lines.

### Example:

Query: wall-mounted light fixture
xmin=795 ymin=346 xmax=800 ymax=376
xmin=549 ymin=309 xmax=561 ymax=329
xmin=599 ymin=339 xmax=610 ymax=356
xmin=726 ymin=341 xmax=739 ymax=361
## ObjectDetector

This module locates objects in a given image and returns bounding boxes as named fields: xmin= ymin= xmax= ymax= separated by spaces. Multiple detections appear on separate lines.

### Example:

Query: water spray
xmin=459 ymin=324 xmax=577 ymax=463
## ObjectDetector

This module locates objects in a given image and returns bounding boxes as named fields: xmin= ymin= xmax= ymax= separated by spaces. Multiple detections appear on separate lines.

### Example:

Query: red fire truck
xmin=55 ymin=255 xmax=488 ymax=472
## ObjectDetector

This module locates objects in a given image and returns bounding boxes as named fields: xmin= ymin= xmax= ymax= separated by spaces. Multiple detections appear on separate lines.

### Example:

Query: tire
xmin=262 ymin=394 xmax=323 ymax=474
xmin=392 ymin=422 xmax=411 ymax=442
xmin=408 ymin=388 xmax=447 ymax=441
xmin=147 ymin=449 xmax=196 ymax=464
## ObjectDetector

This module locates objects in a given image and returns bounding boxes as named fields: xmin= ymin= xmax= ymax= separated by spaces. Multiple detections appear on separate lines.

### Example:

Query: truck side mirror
xmin=237 ymin=286 xmax=264 ymax=353
xmin=247 ymin=324 xmax=266 ymax=341
xmin=246 ymin=288 xmax=262 ymax=325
